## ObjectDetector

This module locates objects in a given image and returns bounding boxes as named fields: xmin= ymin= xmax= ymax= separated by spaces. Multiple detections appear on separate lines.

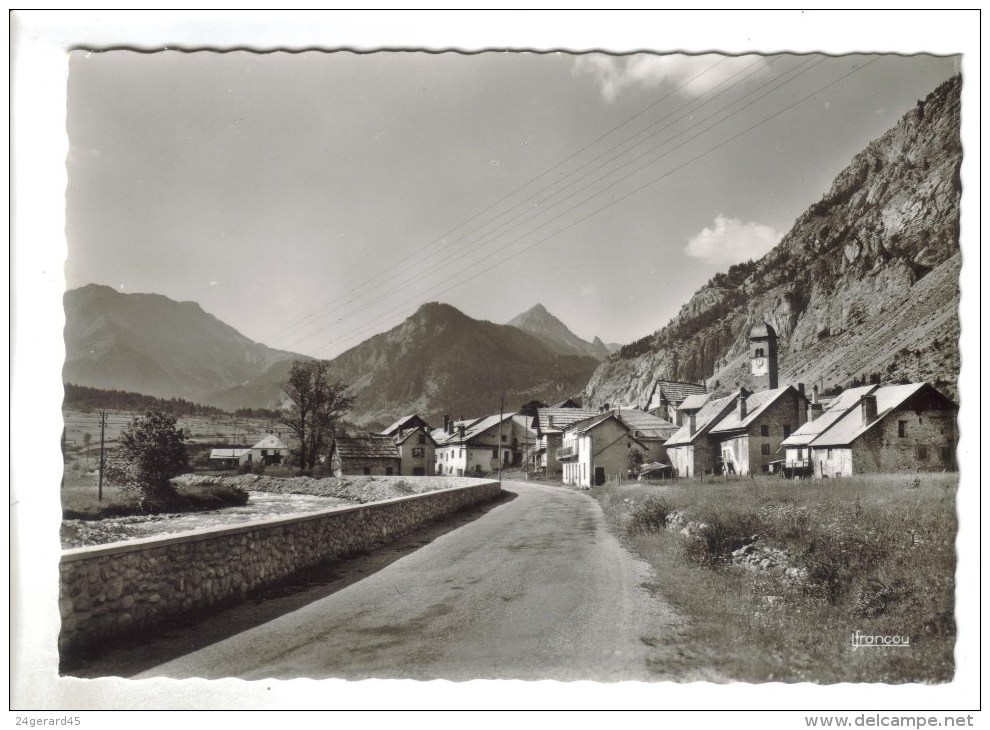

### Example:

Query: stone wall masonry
xmin=59 ymin=479 xmax=501 ymax=656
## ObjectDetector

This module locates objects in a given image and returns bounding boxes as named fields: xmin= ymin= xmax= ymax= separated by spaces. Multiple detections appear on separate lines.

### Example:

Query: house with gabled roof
xmin=558 ymin=408 xmax=677 ymax=488
xmin=329 ymin=434 xmax=401 ymax=477
xmin=432 ymin=412 xmax=535 ymax=476
xmin=645 ymin=379 xmax=708 ymax=422
xmin=708 ymin=385 xmax=808 ymax=475
xmin=380 ymin=414 xmax=431 ymax=438
xmin=380 ymin=414 xmax=435 ymax=476
xmin=664 ymin=392 xmax=738 ymax=477
xmin=528 ymin=406 xmax=600 ymax=477
xmin=240 ymin=432 xmax=289 ymax=466
xmin=781 ymin=382 xmax=957 ymax=477
xmin=209 ymin=447 xmax=249 ymax=470
xmin=210 ymin=432 xmax=288 ymax=469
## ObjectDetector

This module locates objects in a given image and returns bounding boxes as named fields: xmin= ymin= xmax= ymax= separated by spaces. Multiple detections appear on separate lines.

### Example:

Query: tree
xmin=518 ymin=399 xmax=548 ymax=418
xmin=280 ymin=359 xmax=356 ymax=472
xmin=627 ymin=446 xmax=644 ymax=476
xmin=104 ymin=409 xmax=189 ymax=506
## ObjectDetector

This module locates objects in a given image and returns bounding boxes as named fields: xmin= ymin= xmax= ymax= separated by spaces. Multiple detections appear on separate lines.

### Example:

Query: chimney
xmin=688 ymin=412 xmax=697 ymax=436
xmin=443 ymin=414 xmax=449 ymax=432
xmin=811 ymin=385 xmax=819 ymax=404
xmin=548 ymin=415 xmax=555 ymax=430
xmin=861 ymin=394 xmax=878 ymax=425
xmin=797 ymin=383 xmax=808 ymax=425
xmin=458 ymin=424 xmax=466 ymax=440
xmin=737 ymin=391 xmax=749 ymax=421
xmin=675 ymin=409 xmax=683 ymax=427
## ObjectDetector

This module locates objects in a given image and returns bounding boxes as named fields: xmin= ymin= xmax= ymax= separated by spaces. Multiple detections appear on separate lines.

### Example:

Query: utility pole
xmin=98 ymin=410 xmax=106 ymax=502
xmin=498 ymin=393 xmax=504 ymax=483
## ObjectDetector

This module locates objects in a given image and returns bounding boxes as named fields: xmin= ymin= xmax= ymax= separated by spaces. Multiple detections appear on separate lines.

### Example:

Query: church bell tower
xmin=749 ymin=321 xmax=778 ymax=391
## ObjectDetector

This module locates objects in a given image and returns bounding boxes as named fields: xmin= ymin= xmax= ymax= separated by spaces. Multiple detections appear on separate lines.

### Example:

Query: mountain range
xmin=585 ymin=75 xmax=961 ymax=408
xmin=506 ymin=304 xmax=618 ymax=361
xmin=63 ymin=287 xmax=599 ymax=426
xmin=62 ymin=284 xmax=299 ymax=408
xmin=63 ymin=75 xmax=962 ymax=430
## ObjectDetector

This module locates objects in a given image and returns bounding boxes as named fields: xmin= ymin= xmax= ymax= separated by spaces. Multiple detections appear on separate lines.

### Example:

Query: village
xmin=209 ymin=321 xmax=958 ymax=487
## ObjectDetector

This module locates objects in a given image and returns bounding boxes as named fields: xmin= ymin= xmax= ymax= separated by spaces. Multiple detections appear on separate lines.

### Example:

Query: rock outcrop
xmin=586 ymin=76 xmax=961 ymax=407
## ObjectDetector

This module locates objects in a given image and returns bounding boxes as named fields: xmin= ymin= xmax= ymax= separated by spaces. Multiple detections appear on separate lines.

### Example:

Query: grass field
xmin=592 ymin=473 xmax=957 ymax=683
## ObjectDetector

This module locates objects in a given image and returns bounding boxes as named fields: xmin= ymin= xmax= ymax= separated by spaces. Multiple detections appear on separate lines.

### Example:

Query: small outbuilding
xmin=329 ymin=434 xmax=402 ymax=477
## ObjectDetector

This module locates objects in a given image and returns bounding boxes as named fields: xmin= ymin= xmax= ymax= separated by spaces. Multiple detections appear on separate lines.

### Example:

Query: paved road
xmin=136 ymin=481 xmax=687 ymax=682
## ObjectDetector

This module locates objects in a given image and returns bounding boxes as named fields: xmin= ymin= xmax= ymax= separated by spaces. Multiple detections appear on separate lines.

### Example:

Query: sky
xmin=65 ymin=49 xmax=960 ymax=358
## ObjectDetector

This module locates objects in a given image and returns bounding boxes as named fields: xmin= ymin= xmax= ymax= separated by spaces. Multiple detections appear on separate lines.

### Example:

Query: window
xmin=492 ymin=448 xmax=498 ymax=458
xmin=760 ymin=425 xmax=770 ymax=437
xmin=783 ymin=425 xmax=791 ymax=438
xmin=761 ymin=443 xmax=771 ymax=456
xmin=363 ymin=466 xmax=370 ymax=475
xmin=412 ymin=447 xmax=424 ymax=458
xmin=761 ymin=464 xmax=770 ymax=473
xmin=501 ymin=433 xmax=507 ymax=441
xmin=418 ymin=434 xmax=426 ymax=445
xmin=898 ymin=420 xmax=907 ymax=437
xmin=755 ymin=348 xmax=765 ymax=358
xmin=385 ymin=466 xmax=394 ymax=476
xmin=916 ymin=445 xmax=929 ymax=461
xmin=475 ymin=465 xmax=482 ymax=473
xmin=940 ymin=446 xmax=952 ymax=463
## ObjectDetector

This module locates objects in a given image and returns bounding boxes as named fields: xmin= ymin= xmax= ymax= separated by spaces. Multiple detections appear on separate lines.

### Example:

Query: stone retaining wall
xmin=59 ymin=479 xmax=501 ymax=655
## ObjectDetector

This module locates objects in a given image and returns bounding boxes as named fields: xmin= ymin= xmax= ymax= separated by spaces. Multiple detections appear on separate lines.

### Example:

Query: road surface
xmin=135 ymin=480 xmax=691 ymax=682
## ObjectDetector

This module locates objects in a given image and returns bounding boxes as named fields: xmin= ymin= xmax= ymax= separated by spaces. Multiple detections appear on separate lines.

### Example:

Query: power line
xmin=309 ymin=57 xmax=876 ymax=357
xmin=285 ymin=56 xmax=816 ymax=356
xmin=303 ymin=56 xmax=832 ymax=356
xmin=254 ymin=55 xmax=740 ymax=351
xmin=271 ymin=56 xmax=783 ymax=354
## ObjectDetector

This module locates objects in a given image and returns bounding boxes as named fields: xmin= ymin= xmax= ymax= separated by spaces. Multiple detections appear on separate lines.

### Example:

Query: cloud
xmin=574 ymin=53 xmax=771 ymax=103
xmin=684 ymin=215 xmax=780 ymax=265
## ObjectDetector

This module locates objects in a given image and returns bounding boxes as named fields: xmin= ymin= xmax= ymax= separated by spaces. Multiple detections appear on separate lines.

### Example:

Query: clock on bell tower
xmin=748 ymin=321 xmax=778 ymax=391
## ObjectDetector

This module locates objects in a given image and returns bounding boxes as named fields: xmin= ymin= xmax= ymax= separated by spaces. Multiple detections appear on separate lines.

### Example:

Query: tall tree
xmin=280 ymin=360 xmax=356 ymax=472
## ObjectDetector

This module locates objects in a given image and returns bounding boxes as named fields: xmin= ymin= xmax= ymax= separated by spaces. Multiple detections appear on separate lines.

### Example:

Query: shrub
xmin=238 ymin=461 xmax=254 ymax=475
xmin=628 ymin=496 xmax=672 ymax=534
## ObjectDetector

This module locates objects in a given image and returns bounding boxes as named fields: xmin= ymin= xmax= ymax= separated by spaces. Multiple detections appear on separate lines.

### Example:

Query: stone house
xmin=665 ymin=392 xmax=737 ymax=477
xmin=781 ymin=382 xmax=957 ymax=477
xmin=558 ymin=409 xmax=676 ymax=488
xmin=329 ymin=434 xmax=401 ymax=477
xmin=708 ymin=385 xmax=809 ymax=475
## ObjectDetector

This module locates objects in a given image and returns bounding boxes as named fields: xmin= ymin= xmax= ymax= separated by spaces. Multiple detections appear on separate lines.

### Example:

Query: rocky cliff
xmin=585 ymin=75 xmax=962 ymax=408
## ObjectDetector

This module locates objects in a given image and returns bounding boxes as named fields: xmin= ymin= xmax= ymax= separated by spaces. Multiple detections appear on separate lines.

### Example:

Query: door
xmin=594 ymin=467 xmax=605 ymax=486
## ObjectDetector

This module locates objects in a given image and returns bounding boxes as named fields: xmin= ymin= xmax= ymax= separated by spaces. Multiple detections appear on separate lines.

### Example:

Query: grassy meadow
xmin=592 ymin=473 xmax=957 ymax=683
